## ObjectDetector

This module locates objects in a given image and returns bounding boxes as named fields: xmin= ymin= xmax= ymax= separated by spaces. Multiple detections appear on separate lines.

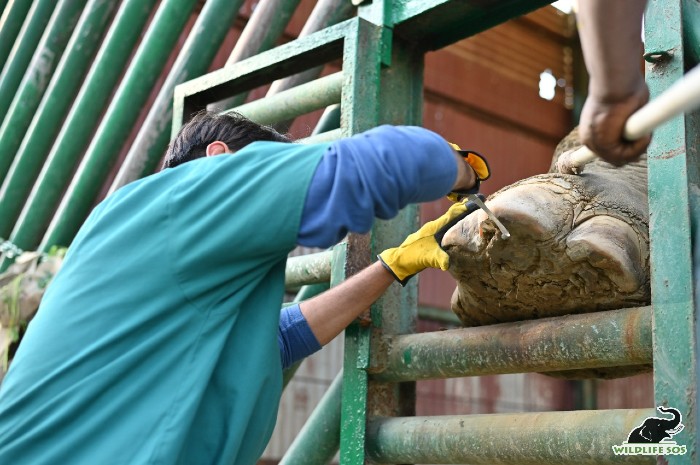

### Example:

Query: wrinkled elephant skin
xmin=441 ymin=129 xmax=650 ymax=378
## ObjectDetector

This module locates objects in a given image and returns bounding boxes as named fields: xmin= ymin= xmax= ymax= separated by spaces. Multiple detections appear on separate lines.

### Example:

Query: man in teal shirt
xmin=0 ymin=111 xmax=483 ymax=464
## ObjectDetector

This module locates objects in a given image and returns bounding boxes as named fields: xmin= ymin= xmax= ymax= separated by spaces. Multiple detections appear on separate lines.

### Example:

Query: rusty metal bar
xmin=284 ymin=250 xmax=333 ymax=288
xmin=371 ymin=306 xmax=652 ymax=382
xmin=230 ymin=72 xmax=343 ymax=125
xmin=366 ymin=409 xmax=656 ymax=464
xmin=279 ymin=370 xmax=342 ymax=465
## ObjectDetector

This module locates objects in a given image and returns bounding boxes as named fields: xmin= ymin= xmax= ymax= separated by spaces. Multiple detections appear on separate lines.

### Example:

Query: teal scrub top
xmin=0 ymin=141 xmax=325 ymax=465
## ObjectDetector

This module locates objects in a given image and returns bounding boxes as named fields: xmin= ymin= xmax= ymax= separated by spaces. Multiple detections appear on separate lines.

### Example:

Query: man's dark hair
xmin=162 ymin=110 xmax=291 ymax=169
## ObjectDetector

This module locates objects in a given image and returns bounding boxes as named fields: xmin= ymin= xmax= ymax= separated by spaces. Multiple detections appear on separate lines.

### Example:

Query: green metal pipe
xmin=416 ymin=305 xmax=461 ymax=326
xmin=366 ymin=409 xmax=656 ymax=464
xmin=107 ymin=0 xmax=247 ymax=194
xmin=267 ymin=0 xmax=354 ymax=131
xmin=0 ymin=0 xmax=33 ymax=72
xmin=3 ymin=0 xmax=161 ymax=252
xmin=266 ymin=0 xmax=354 ymax=97
xmin=371 ymin=306 xmax=653 ymax=382
xmin=0 ymin=0 xmax=119 ymax=238
xmin=298 ymin=128 xmax=342 ymax=145
xmin=39 ymin=0 xmax=244 ymax=250
xmin=312 ymin=103 xmax=341 ymax=134
xmin=7 ymin=0 xmax=198 ymax=254
xmin=0 ymin=0 xmax=56 ymax=126
xmin=279 ymin=371 xmax=342 ymax=465
xmin=230 ymin=72 xmax=343 ymax=126
xmin=213 ymin=0 xmax=302 ymax=110
xmin=0 ymin=0 xmax=87 ymax=181
xmin=284 ymin=251 xmax=333 ymax=289
xmin=227 ymin=0 xmax=302 ymax=66
xmin=295 ymin=104 xmax=342 ymax=144
xmin=219 ymin=0 xmax=349 ymax=111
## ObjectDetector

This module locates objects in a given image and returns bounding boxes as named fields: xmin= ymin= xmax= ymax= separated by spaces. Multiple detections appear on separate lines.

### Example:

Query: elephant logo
xmin=626 ymin=406 xmax=684 ymax=444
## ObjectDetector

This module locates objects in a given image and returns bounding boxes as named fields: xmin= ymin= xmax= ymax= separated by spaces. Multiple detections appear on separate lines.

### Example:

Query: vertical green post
xmin=1 ymin=0 xmax=160 ymax=251
xmin=0 ymin=0 xmax=119 ymax=238
xmin=5 ymin=0 xmax=198 ymax=256
xmin=0 ymin=0 xmax=87 ymax=181
xmin=0 ymin=0 xmax=33 ymax=71
xmin=0 ymin=0 xmax=57 ymax=127
xmin=338 ymin=14 xmax=394 ymax=465
xmin=646 ymin=0 xmax=699 ymax=462
xmin=108 ymin=0 xmax=247 ymax=193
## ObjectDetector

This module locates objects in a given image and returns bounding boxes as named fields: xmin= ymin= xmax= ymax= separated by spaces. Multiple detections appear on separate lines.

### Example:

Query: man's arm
xmin=281 ymin=161 xmax=478 ymax=359
xmin=577 ymin=0 xmax=650 ymax=165
xmin=299 ymin=262 xmax=394 ymax=345
xmin=297 ymin=125 xmax=476 ymax=248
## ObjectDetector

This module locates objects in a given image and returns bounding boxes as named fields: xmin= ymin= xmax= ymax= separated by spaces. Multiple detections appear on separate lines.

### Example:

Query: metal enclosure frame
xmin=171 ymin=0 xmax=699 ymax=463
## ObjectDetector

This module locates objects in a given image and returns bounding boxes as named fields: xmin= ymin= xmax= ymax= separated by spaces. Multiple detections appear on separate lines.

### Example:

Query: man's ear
xmin=206 ymin=141 xmax=231 ymax=157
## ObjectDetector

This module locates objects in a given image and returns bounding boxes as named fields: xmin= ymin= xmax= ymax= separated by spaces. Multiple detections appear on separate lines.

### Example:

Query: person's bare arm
xmin=300 ymin=160 xmax=475 ymax=346
xmin=299 ymin=262 xmax=393 ymax=345
xmin=578 ymin=0 xmax=651 ymax=165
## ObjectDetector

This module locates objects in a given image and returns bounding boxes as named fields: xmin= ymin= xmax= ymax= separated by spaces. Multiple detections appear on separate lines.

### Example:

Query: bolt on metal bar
xmin=107 ymin=0 xmax=247 ymax=194
xmin=0 ymin=0 xmax=88 ymax=182
xmin=0 ymin=0 xmax=120 ymax=239
xmin=371 ymin=306 xmax=652 ymax=382
xmin=2 ymin=0 xmax=161 ymax=253
xmin=0 ymin=0 xmax=57 ymax=127
xmin=34 ymin=0 xmax=202 ymax=252
xmin=0 ymin=0 xmax=33 ymax=72
xmin=366 ymin=409 xmax=656 ymax=464
xmin=284 ymin=250 xmax=333 ymax=289
xmin=229 ymin=72 xmax=343 ymax=126
xmin=279 ymin=370 xmax=342 ymax=465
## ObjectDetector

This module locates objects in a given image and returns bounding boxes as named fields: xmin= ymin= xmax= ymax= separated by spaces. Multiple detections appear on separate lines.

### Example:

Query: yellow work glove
xmin=378 ymin=195 xmax=483 ymax=286
xmin=447 ymin=143 xmax=490 ymax=202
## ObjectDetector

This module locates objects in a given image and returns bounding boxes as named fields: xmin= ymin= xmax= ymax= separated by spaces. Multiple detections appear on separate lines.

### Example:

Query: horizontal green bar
xmin=228 ymin=72 xmax=342 ymax=125
xmin=367 ymin=409 xmax=656 ymax=464
xmin=417 ymin=305 xmax=462 ymax=326
xmin=371 ymin=306 xmax=652 ymax=382
xmin=284 ymin=251 xmax=333 ymax=288
xmin=298 ymin=128 xmax=342 ymax=145
xmin=173 ymin=19 xmax=354 ymax=131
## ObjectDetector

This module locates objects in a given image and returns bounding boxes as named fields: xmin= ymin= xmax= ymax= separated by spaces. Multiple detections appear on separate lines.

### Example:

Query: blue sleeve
xmin=297 ymin=125 xmax=458 ymax=248
xmin=278 ymin=304 xmax=322 ymax=369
